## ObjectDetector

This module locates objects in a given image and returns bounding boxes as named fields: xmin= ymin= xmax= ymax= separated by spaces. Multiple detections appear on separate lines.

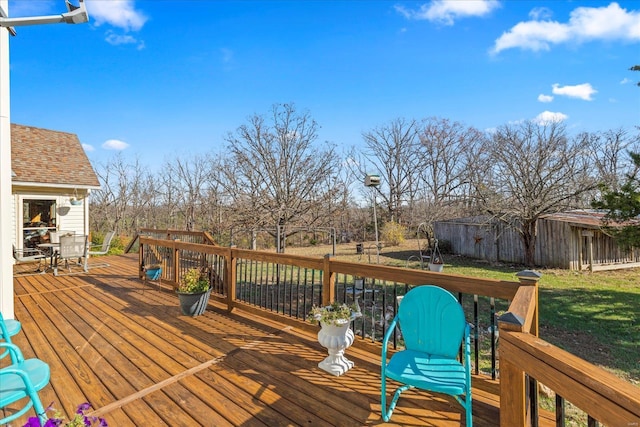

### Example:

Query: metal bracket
xmin=0 ymin=0 xmax=88 ymax=36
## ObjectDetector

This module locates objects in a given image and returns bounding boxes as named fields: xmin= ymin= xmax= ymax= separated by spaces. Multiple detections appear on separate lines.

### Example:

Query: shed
xmin=434 ymin=211 xmax=640 ymax=271
xmin=11 ymin=123 xmax=100 ymax=250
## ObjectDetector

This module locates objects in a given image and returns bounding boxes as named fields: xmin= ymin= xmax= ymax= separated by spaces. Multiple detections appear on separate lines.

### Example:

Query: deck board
xmin=4 ymin=253 xmax=543 ymax=426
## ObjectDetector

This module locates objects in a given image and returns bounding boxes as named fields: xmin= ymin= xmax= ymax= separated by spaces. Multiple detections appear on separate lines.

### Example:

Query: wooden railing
xmin=138 ymin=235 xmax=640 ymax=427
xmin=498 ymin=277 xmax=640 ymax=427
xmin=125 ymin=229 xmax=217 ymax=253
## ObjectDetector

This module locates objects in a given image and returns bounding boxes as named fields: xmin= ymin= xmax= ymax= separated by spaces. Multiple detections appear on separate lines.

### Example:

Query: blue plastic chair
xmin=381 ymin=285 xmax=472 ymax=426
xmin=0 ymin=311 xmax=22 ymax=363
xmin=0 ymin=342 xmax=50 ymax=426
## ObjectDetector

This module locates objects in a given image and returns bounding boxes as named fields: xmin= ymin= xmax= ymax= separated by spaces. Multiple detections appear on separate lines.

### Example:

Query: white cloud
xmin=528 ymin=7 xmax=553 ymax=21
xmin=87 ymin=0 xmax=147 ymax=32
xmin=491 ymin=2 xmax=640 ymax=54
xmin=620 ymin=77 xmax=632 ymax=84
xmin=395 ymin=0 xmax=500 ymax=25
xmin=82 ymin=143 xmax=95 ymax=152
xmin=102 ymin=139 xmax=130 ymax=150
xmin=105 ymin=31 xmax=145 ymax=50
xmin=552 ymin=83 xmax=597 ymax=101
xmin=538 ymin=94 xmax=554 ymax=103
xmin=534 ymin=111 xmax=568 ymax=124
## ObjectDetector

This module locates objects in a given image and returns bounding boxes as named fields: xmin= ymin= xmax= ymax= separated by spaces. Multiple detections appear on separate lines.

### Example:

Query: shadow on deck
xmin=5 ymin=254 xmax=508 ymax=426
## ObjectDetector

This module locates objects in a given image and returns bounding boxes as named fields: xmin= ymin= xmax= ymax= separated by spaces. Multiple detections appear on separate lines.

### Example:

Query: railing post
xmin=500 ymin=356 xmax=528 ymax=427
xmin=173 ymin=239 xmax=180 ymax=285
xmin=322 ymin=254 xmax=335 ymax=306
xmin=138 ymin=241 xmax=144 ymax=279
xmin=499 ymin=313 xmax=527 ymax=427
xmin=515 ymin=270 xmax=541 ymax=337
xmin=226 ymin=247 xmax=237 ymax=312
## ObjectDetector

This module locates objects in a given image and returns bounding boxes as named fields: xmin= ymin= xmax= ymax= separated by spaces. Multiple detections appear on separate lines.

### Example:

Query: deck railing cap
xmin=516 ymin=270 xmax=542 ymax=281
xmin=498 ymin=311 xmax=525 ymax=327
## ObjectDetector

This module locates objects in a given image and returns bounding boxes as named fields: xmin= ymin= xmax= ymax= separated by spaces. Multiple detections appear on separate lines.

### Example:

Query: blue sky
xmin=6 ymin=0 xmax=640 ymax=166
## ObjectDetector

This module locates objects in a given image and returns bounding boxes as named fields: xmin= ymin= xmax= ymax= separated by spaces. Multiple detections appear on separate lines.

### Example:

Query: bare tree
xmin=90 ymin=153 xmax=151 ymax=235
xmin=584 ymin=128 xmax=640 ymax=193
xmin=475 ymin=121 xmax=597 ymax=266
xmin=220 ymin=103 xmax=341 ymax=248
xmin=164 ymin=154 xmax=213 ymax=231
xmin=357 ymin=118 xmax=421 ymax=224
xmin=416 ymin=117 xmax=486 ymax=227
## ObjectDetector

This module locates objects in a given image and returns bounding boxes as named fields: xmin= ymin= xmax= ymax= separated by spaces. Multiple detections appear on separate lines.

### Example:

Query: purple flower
xmin=23 ymin=418 xmax=41 ymax=427
xmin=76 ymin=402 xmax=92 ymax=414
xmin=23 ymin=402 xmax=106 ymax=427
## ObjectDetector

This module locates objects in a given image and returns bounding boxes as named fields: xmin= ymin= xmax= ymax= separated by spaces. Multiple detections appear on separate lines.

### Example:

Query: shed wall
xmin=434 ymin=216 xmax=639 ymax=270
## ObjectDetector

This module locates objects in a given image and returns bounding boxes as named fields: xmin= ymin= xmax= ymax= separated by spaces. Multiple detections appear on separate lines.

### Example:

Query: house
xmin=434 ymin=210 xmax=640 ymax=271
xmin=10 ymin=123 xmax=100 ymax=251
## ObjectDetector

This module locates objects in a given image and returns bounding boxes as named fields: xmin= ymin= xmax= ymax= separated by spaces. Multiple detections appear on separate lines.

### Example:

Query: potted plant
xmin=308 ymin=302 xmax=362 ymax=376
xmin=428 ymin=256 xmax=444 ymax=272
xmin=427 ymin=238 xmax=444 ymax=272
xmin=176 ymin=268 xmax=211 ymax=316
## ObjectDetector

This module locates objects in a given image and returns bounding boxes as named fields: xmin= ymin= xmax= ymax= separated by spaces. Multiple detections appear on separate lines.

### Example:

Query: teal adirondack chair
xmin=0 ymin=311 xmax=22 ymax=363
xmin=0 ymin=342 xmax=50 ymax=426
xmin=381 ymin=285 xmax=472 ymax=426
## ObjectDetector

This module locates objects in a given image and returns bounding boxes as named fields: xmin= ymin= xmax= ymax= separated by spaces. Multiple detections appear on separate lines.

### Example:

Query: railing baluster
xmin=474 ymin=294 xmax=479 ymax=375
xmin=259 ymin=260 xmax=265 ymax=310
xmin=529 ymin=376 xmax=538 ymax=427
xmin=458 ymin=292 xmax=464 ymax=361
xmin=555 ymin=394 xmax=565 ymax=427
xmin=490 ymin=296 xmax=496 ymax=380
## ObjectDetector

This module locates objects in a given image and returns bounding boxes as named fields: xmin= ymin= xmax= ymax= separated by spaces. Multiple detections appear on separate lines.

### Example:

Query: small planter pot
xmin=428 ymin=262 xmax=444 ymax=272
xmin=145 ymin=267 xmax=162 ymax=281
xmin=177 ymin=287 xmax=212 ymax=316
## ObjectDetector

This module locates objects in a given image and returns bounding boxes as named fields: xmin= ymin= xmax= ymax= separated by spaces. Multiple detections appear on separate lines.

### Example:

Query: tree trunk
xmin=521 ymin=220 xmax=537 ymax=267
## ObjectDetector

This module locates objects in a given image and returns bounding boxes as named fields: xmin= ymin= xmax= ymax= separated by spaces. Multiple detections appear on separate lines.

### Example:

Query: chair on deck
xmin=54 ymin=234 xmax=88 ymax=276
xmin=88 ymin=231 xmax=114 ymax=256
xmin=0 ymin=343 xmax=50 ymax=426
xmin=381 ymin=285 xmax=472 ymax=426
xmin=87 ymin=231 xmax=115 ymax=268
xmin=12 ymin=245 xmax=46 ymax=273
xmin=0 ymin=312 xmax=22 ymax=363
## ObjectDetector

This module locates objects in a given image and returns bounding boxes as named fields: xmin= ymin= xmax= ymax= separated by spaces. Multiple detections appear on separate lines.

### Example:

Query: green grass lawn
xmin=283 ymin=239 xmax=640 ymax=386
xmin=447 ymin=259 xmax=639 ymax=385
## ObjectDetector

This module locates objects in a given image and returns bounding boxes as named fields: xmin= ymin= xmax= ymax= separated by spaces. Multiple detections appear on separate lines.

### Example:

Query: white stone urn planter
xmin=309 ymin=302 xmax=362 ymax=376
xmin=317 ymin=319 xmax=356 ymax=376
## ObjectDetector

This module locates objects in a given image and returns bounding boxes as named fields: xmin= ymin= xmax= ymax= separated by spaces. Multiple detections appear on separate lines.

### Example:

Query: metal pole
xmin=0 ymin=1 xmax=88 ymax=319
xmin=0 ymin=1 xmax=13 ymax=318
xmin=373 ymin=192 xmax=379 ymax=264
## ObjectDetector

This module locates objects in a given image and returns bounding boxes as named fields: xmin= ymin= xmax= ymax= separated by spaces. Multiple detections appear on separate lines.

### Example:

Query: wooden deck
xmin=5 ymin=254 xmax=508 ymax=426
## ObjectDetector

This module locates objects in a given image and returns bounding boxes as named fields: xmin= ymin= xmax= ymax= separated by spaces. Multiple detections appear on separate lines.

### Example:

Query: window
xmin=23 ymin=199 xmax=57 ymax=248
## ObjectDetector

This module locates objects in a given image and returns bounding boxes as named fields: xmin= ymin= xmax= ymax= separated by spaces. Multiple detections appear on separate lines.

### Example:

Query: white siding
xmin=57 ymin=198 xmax=86 ymax=235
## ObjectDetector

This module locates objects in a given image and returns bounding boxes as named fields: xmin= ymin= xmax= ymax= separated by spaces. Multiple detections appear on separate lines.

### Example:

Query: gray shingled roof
xmin=11 ymin=123 xmax=100 ymax=188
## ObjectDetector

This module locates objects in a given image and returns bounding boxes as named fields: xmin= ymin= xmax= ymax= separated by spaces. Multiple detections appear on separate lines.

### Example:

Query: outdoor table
xmin=37 ymin=242 xmax=59 ymax=271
